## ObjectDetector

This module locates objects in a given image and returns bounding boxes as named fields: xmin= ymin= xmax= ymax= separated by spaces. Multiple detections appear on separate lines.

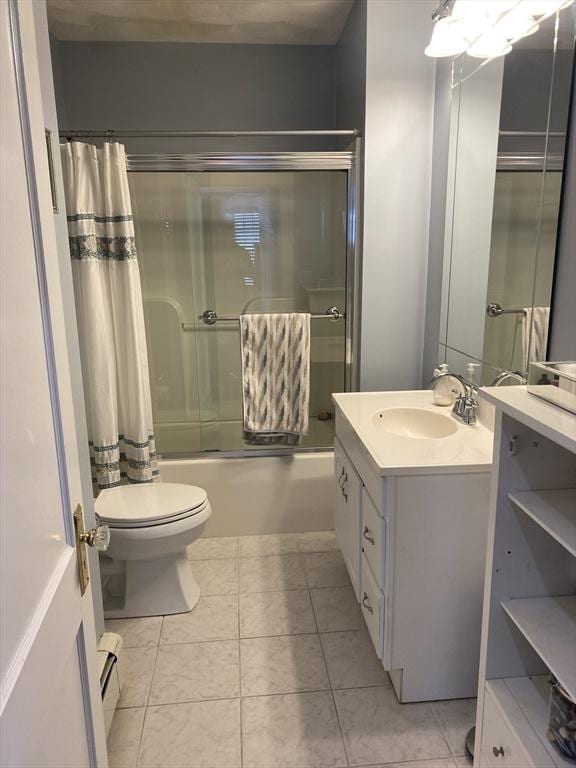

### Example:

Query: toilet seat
xmin=97 ymin=483 xmax=208 ymax=529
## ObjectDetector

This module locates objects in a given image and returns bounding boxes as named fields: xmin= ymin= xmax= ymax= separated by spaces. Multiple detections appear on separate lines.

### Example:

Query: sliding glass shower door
xmin=129 ymin=166 xmax=350 ymax=455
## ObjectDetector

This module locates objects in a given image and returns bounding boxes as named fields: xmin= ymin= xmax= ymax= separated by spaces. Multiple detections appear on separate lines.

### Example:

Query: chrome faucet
xmin=429 ymin=369 xmax=479 ymax=426
xmin=491 ymin=370 xmax=527 ymax=386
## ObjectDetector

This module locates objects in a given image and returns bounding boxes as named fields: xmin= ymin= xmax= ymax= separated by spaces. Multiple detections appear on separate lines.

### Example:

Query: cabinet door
xmin=334 ymin=438 xmax=362 ymax=599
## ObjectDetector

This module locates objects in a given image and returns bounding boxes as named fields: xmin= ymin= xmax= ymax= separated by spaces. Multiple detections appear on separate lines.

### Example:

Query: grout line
xmin=133 ymin=618 xmax=163 ymax=768
xmin=134 ymin=704 xmax=149 ymax=768
xmin=139 ymin=682 xmax=396 ymax=709
xmin=429 ymin=700 xmax=459 ymax=761
xmin=236 ymin=555 xmax=244 ymax=768
xmin=309 ymin=585 xmax=351 ymax=768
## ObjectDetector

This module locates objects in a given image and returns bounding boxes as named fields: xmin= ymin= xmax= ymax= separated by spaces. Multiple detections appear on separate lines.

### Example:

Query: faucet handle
xmin=451 ymin=393 xmax=478 ymax=425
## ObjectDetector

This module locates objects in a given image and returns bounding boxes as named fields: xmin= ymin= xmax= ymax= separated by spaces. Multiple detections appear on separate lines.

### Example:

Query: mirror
xmin=439 ymin=7 xmax=575 ymax=385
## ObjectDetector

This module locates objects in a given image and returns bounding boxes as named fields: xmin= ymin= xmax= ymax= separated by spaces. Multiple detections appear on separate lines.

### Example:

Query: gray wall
xmin=54 ymin=41 xmax=337 ymax=152
xmin=335 ymin=0 xmax=366 ymax=136
xmin=549 ymin=76 xmax=576 ymax=361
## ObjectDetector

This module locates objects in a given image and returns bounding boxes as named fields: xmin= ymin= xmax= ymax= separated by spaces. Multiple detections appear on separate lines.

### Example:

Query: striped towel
xmin=240 ymin=313 xmax=310 ymax=446
xmin=523 ymin=306 xmax=550 ymax=367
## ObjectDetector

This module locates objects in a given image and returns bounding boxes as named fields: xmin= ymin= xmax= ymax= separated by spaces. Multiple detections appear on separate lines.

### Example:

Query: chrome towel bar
xmin=182 ymin=305 xmax=344 ymax=329
xmin=486 ymin=303 xmax=527 ymax=318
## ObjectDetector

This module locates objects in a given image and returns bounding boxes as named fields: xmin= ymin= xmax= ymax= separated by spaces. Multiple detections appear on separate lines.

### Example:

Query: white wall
xmin=360 ymin=0 xmax=436 ymax=391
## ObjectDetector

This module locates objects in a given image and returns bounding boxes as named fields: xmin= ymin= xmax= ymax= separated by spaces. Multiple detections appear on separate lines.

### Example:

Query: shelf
xmin=501 ymin=596 xmax=576 ymax=701
xmin=509 ymin=490 xmax=576 ymax=557
xmin=503 ymin=676 xmax=574 ymax=768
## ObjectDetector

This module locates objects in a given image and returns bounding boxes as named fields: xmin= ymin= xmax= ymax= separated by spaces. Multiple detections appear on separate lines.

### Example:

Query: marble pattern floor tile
xmin=238 ymin=533 xmax=301 ymax=557
xmin=118 ymin=647 xmax=157 ymax=708
xmin=310 ymin=586 xmax=362 ymax=632
xmin=320 ymin=628 xmax=391 ymax=689
xmin=107 ymin=707 xmax=145 ymax=768
xmin=160 ymin=595 xmax=239 ymax=644
xmin=431 ymin=698 xmax=476 ymax=757
xmin=240 ymin=634 xmax=329 ymax=696
xmin=192 ymin=558 xmax=238 ymax=596
xmin=334 ymin=686 xmax=452 ymax=766
xmin=105 ymin=617 xmax=162 ymax=648
xmin=239 ymin=589 xmax=317 ymax=638
xmin=137 ymin=698 xmax=241 ymax=768
xmin=239 ymin=554 xmax=307 ymax=593
xmin=108 ymin=530 xmax=477 ymax=768
xmin=187 ymin=536 xmax=238 ymax=561
xmin=303 ymin=551 xmax=351 ymax=588
xmin=298 ymin=531 xmax=339 ymax=553
xmin=371 ymin=760 xmax=458 ymax=768
xmin=241 ymin=691 xmax=347 ymax=768
xmin=149 ymin=639 xmax=240 ymax=704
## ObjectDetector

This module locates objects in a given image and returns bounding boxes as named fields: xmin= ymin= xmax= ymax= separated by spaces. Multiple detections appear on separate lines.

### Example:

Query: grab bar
xmin=182 ymin=305 xmax=344 ymax=329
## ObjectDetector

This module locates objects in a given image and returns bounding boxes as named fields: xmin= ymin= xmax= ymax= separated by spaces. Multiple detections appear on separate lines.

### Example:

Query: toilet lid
xmin=96 ymin=483 xmax=208 ymax=526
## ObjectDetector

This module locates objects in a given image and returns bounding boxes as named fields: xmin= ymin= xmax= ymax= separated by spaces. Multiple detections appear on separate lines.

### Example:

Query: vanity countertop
xmin=332 ymin=389 xmax=493 ymax=476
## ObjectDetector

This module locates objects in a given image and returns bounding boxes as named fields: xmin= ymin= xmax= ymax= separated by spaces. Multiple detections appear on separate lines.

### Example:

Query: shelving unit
xmin=487 ymin=676 xmax=574 ymax=768
xmin=501 ymin=597 xmax=576 ymax=700
xmin=508 ymin=489 xmax=576 ymax=557
xmin=475 ymin=387 xmax=576 ymax=768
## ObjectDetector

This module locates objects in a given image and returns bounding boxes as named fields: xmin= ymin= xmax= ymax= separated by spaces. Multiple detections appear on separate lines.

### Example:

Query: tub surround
xmin=332 ymin=389 xmax=493 ymax=702
xmin=159 ymin=452 xmax=334 ymax=537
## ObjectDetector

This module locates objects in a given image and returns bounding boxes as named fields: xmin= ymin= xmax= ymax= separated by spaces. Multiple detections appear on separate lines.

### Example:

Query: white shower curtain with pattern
xmin=61 ymin=141 xmax=158 ymax=490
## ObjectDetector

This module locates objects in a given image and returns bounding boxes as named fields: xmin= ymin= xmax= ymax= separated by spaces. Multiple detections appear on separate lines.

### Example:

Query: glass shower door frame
xmin=127 ymin=147 xmax=362 ymax=457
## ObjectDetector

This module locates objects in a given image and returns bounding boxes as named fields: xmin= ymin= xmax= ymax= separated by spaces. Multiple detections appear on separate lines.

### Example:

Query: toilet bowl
xmin=96 ymin=483 xmax=211 ymax=619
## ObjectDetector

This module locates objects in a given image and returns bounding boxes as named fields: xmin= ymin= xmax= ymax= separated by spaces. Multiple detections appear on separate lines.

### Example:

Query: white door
xmin=0 ymin=1 xmax=107 ymax=766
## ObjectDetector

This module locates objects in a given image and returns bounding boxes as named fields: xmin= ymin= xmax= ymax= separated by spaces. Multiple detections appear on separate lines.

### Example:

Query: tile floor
xmin=105 ymin=532 xmax=475 ymax=768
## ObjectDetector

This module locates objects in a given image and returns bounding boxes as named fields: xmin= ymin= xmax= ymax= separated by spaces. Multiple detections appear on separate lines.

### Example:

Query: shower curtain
xmin=61 ymin=141 xmax=158 ymax=490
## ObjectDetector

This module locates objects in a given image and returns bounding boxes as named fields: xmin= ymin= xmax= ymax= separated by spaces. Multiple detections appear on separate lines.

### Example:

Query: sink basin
xmin=371 ymin=407 xmax=458 ymax=439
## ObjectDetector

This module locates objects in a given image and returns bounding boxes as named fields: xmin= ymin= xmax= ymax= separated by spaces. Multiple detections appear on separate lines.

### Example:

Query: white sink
xmin=331 ymin=390 xmax=493 ymax=474
xmin=372 ymin=407 xmax=458 ymax=439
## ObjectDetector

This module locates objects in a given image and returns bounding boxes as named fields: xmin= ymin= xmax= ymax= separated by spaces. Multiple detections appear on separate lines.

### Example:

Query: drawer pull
xmin=492 ymin=746 xmax=505 ymax=758
xmin=363 ymin=526 xmax=375 ymax=545
xmin=362 ymin=592 xmax=374 ymax=614
xmin=338 ymin=467 xmax=348 ymax=501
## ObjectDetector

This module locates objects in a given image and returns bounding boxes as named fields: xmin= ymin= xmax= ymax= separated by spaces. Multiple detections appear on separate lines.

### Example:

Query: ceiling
xmin=46 ymin=0 xmax=355 ymax=44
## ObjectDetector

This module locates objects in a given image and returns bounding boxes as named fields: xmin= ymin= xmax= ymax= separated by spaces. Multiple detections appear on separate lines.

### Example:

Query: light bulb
xmin=425 ymin=17 xmax=469 ymax=57
xmin=467 ymin=31 xmax=513 ymax=57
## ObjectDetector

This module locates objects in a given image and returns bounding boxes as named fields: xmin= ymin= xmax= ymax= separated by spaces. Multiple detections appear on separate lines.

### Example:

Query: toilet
xmin=96 ymin=483 xmax=212 ymax=619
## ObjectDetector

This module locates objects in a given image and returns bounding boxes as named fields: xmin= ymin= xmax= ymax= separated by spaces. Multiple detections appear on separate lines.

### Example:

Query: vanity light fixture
xmin=425 ymin=0 xmax=575 ymax=59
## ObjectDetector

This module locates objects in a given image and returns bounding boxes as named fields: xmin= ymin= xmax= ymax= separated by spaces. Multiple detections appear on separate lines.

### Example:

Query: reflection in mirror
xmin=439 ymin=7 xmax=575 ymax=385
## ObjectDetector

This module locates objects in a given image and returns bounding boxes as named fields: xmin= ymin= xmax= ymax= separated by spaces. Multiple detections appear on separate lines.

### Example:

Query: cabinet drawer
xmin=361 ymin=488 xmax=385 ymax=590
xmin=360 ymin=554 xmax=384 ymax=658
xmin=480 ymin=682 xmax=549 ymax=768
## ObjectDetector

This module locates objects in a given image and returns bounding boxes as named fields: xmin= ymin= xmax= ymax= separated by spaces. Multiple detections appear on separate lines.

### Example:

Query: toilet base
xmin=103 ymin=552 xmax=200 ymax=619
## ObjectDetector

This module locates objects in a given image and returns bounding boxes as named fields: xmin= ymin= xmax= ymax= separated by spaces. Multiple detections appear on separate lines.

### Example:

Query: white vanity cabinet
xmin=333 ymin=391 xmax=493 ymax=703
xmin=474 ymin=388 xmax=576 ymax=768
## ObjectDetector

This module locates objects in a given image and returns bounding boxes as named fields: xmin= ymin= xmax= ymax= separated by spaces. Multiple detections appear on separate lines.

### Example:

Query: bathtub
xmin=159 ymin=452 xmax=335 ymax=537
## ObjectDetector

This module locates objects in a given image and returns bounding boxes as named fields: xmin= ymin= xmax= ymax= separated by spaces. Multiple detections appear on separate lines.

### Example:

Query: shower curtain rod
xmin=59 ymin=128 xmax=361 ymax=139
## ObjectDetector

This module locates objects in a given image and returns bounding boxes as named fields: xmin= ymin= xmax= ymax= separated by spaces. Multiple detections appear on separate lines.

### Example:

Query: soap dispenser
xmin=466 ymin=363 xmax=481 ymax=387
xmin=432 ymin=363 xmax=454 ymax=406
